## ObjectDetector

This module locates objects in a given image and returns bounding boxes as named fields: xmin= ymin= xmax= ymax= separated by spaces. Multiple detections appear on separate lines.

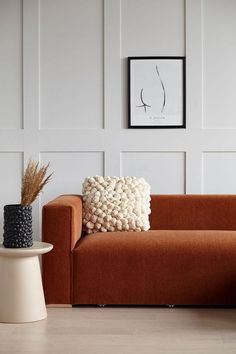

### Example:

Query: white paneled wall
xmin=203 ymin=152 xmax=236 ymax=194
xmin=0 ymin=153 xmax=23 ymax=235
xmin=40 ymin=152 xmax=104 ymax=205
xmin=0 ymin=0 xmax=236 ymax=239
xmin=203 ymin=0 xmax=236 ymax=128
xmin=121 ymin=152 xmax=186 ymax=194
xmin=121 ymin=0 xmax=185 ymax=56
xmin=40 ymin=0 xmax=104 ymax=129
xmin=0 ymin=0 xmax=22 ymax=129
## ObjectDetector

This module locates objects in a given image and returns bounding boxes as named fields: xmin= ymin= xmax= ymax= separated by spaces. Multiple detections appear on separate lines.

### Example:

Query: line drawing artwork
xmin=155 ymin=65 xmax=166 ymax=113
xmin=136 ymin=88 xmax=151 ymax=112
xmin=136 ymin=65 xmax=166 ymax=114
xmin=129 ymin=56 xmax=185 ymax=128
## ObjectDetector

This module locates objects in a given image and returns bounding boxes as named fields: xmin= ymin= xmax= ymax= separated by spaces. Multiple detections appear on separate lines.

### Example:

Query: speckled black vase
xmin=3 ymin=204 xmax=33 ymax=248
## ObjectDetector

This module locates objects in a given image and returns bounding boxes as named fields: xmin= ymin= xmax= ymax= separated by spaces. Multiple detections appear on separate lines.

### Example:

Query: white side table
xmin=0 ymin=241 xmax=53 ymax=323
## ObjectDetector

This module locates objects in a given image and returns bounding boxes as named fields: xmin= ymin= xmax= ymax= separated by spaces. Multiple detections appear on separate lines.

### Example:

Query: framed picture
xmin=128 ymin=56 xmax=186 ymax=128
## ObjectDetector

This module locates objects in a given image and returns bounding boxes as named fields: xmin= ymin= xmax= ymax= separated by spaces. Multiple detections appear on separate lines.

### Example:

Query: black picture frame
xmin=128 ymin=56 xmax=186 ymax=129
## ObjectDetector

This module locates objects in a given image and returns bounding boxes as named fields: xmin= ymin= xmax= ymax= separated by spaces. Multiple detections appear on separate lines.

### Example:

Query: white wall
xmin=0 ymin=0 xmax=236 ymax=239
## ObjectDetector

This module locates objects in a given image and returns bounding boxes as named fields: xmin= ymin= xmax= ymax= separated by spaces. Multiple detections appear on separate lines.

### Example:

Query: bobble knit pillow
xmin=82 ymin=176 xmax=151 ymax=234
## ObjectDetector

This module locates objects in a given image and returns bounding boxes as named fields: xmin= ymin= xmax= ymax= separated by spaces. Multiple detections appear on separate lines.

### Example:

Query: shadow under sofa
xmin=42 ymin=194 xmax=236 ymax=306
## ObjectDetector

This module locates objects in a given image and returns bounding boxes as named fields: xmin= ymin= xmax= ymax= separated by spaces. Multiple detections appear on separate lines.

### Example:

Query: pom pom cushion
xmin=82 ymin=176 xmax=151 ymax=234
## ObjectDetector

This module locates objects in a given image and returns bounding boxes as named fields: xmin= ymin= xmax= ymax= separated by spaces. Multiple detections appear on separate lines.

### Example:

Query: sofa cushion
xmin=72 ymin=230 xmax=236 ymax=305
xmin=150 ymin=195 xmax=236 ymax=230
xmin=82 ymin=176 xmax=151 ymax=234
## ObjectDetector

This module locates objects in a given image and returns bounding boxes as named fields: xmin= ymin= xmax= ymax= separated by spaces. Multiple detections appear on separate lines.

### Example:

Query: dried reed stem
xmin=21 ymin=160 xmax=53 ymax=206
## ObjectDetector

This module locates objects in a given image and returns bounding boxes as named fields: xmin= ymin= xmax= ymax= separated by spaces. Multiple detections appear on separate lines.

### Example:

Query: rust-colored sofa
xmin=42 ymin=195 xmax=236 ymax=305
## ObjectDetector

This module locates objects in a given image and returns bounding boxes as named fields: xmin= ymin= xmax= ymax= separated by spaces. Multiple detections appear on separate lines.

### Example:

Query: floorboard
xmin=0 ymin=307 xmax=236 ymax=353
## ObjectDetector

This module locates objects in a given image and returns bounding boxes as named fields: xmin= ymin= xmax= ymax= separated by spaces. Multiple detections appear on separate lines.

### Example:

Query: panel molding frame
xmin=120 ymin=150 xmax=186 ymax=194
xmin=0 ymin=0 xmax=24 ymax=129
xmin=202 ymin=151 xmax=236 ymax=194
xmin=38 ymin=0 xmax=104 ymax=131
xmin=185 ymin=0 xmax=203 ymax=193
xmin=201 ymin=0 xmax=236 ymax=130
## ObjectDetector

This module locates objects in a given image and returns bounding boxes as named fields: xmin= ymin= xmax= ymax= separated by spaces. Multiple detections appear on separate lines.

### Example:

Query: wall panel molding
xmin=39 ymin=0 xmax=104 ymax=130
xmin=202 ymin=0 xmax=236 ymax=129
xmin=203 ymin=152 xmax=236 ymax=194
xmin=185 ymin=0 xmax=203 ymax=193
xmin=121 ymin=151 xmax=186 ymax=194
xmin=0 ymin=0 xmax=23 ymax=129
xmin=40 ymin=151 xmax=105 ymax=201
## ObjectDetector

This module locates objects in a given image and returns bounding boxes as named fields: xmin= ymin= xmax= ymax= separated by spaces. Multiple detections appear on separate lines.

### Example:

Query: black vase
xmin=3 ymin=204 xmax=33 ymax=248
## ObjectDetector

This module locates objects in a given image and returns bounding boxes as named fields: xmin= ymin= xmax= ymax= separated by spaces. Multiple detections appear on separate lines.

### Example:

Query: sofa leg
xmin=166 ymin=304 xmax=175 ymax=308
xmin=98 ymin=304 xmax=107 ymax=308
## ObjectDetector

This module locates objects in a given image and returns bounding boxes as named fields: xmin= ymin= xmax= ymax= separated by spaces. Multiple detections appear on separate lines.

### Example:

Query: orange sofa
xmin=42 ymin=195 xmax=236 ymax=305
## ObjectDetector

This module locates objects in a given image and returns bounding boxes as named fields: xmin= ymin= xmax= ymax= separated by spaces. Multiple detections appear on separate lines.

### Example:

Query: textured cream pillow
xmin=82 ymin=176 xmax=151 ymax=234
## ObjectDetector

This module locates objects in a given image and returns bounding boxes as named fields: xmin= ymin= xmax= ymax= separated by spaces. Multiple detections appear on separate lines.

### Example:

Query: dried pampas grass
xmin=21 ymin=160 xmax=53 ymax=206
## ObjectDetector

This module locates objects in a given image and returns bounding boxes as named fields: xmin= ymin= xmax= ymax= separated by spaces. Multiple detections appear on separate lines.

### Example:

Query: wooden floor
xmin=1 ymin=307 xmax=236 ymax=353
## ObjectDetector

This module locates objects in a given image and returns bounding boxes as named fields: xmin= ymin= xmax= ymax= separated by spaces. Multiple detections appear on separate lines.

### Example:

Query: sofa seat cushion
xmin=72 ymin=230 xmax=236 ymax=305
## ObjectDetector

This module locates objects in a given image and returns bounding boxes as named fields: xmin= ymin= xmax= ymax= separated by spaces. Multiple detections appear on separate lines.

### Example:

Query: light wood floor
xmin=1 ymin=307 xmax=236 ymax=353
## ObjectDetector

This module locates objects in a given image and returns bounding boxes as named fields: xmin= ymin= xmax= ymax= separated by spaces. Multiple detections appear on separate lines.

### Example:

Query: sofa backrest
xmin=150 ymin=195 xmax=236 ymax=230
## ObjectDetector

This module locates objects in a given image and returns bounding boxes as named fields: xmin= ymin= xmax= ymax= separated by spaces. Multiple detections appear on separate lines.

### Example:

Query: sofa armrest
xmin=42 ymin=194 xmax=83 ymax=304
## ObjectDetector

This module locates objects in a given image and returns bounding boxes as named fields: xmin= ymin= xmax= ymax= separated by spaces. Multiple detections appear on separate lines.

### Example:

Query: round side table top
xmin=0 ymin=241 xmax=53 ymax=257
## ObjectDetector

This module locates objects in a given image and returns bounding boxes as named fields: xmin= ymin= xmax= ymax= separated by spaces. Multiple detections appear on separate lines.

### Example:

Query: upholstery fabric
xmin=42 ymin=195 xmax=83 ymax=304
xmin=73 ymin=230 xmax=236 ymax=305
xmin=150 ymin=194 xmax=236 ymax=230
